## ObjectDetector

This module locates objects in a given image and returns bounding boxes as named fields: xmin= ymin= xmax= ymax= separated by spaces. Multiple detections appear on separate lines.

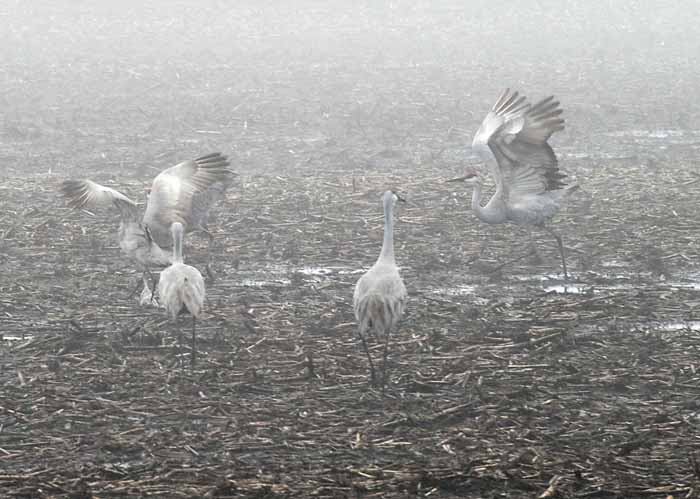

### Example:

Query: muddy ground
xmin=2 ymin=2 xmax=700 ymax=498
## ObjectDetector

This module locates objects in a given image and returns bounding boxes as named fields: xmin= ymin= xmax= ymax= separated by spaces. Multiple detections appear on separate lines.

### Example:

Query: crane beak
xmin=446 ymin=176 xmax=466 ymax=183
xmin=446 ymin=170 xmax=478 ymax=183
xmin=396 ymin=193 xmax=406 ymax=203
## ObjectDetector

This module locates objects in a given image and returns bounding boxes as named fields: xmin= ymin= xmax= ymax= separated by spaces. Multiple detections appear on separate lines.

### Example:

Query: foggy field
xmin=2 ymin=1 xmax=700 ymax=498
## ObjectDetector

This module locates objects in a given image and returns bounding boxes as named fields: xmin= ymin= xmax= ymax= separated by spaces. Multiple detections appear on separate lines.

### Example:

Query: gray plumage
xmin=353 ymin=190 xmax=407 ymax=383
xmin=142 ymin=152 xmax=234 ymax=248
xmin=450 ymin=89 xmax=578 ymax=278
xmin=157 ymin=222 xmax=205 ymax=366
xmin=60 ymin=152 xmax=235 ymax=273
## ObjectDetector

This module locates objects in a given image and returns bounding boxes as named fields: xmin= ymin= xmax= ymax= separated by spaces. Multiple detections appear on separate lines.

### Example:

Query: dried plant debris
xmin=2 ymin=6 xmax=700 ymax=497
xmin=1 ymin=153 xmax=700 ymax=498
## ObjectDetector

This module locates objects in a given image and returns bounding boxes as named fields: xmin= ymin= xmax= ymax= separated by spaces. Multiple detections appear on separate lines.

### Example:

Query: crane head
xmin=446 ymin=167 xmax=480 ymax=184
xmin=390 ymin=189 xmax=406 ymax=203
xmin=383 ymin=189 xmax=406 ymax=206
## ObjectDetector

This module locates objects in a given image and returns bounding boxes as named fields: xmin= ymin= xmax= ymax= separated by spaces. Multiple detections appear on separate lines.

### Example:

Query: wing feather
xmin=60 ymin=179 xmax=139 ymax=219
xmin=474 ymin=89 xmax=567 ymax=200
xmin=143 ymin=152 xmax=235 ymax=231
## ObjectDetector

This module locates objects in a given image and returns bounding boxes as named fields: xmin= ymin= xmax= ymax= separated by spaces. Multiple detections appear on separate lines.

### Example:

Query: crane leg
xmin=175 ymin=319 xmax=184 ymax=366
xmin=202 ymin=229 xmax=216 ymax=283
xmin=128 ymin=272 xmax=146 ymax=299
xmin=545 ymin=226 xmax=569 ymax=280
xmin=526 ymin=229 xmax=544 ymax=264
xmin=358 ymin=331 xmax=377 ymax=385
xmin=380 ymin=328 xmax=393 ymax=393
xmin=147 ymin=270 xmax=158 ymax=304
xmin=191 ymin=316 xmax=197 ymax=367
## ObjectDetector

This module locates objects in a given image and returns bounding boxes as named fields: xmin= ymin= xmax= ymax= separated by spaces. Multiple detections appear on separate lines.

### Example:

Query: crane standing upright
xmin=158 ymin=222 xmax=205 ymax=366
xmin=449 ymin=89 xmax=578 ymax=278
xmin=353 ymin=190 xmax=408 ymax=386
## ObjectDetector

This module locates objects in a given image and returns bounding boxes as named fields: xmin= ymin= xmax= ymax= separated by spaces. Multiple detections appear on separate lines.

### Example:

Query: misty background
xmin=1 ymin=0 xmax=699 ymax=178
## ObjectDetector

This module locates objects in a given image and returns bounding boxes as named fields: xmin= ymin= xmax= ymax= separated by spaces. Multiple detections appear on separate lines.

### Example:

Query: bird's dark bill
xmin=446 ymin=173 xmax=477 ymax=182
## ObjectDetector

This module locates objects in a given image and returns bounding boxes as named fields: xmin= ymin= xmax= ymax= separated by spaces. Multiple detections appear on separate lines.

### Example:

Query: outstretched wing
xmin=143 ymin=152 xmax=235 ymax=230
xmin=473 ymin=89 xmax=566 ymax=200
xmin=60 ymin=179 xmax=139 ymax=219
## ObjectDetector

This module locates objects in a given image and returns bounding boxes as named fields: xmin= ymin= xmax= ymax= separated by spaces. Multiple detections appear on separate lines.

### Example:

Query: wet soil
xmin=2 ymin=2 xmax=700 ymax=498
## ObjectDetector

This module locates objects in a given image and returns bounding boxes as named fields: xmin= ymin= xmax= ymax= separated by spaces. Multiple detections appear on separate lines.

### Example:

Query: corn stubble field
xmin=2 ymin=1 xmax=700 ymax=498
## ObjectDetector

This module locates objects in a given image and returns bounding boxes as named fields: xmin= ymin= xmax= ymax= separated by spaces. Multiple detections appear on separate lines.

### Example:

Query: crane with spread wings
xmin=449 ymin=90 xmax=578 ymax=278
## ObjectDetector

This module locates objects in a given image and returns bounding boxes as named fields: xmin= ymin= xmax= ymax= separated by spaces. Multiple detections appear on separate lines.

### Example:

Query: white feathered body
xmin=158 ymin=262 xmax=205 ymax=320
xmin=506 ymin=185 xmax=579 ymax=225
xmin=353 ymin=190 xmax=407 ymax=338
xmin=353 ymin=262 xmax=407 ymax=337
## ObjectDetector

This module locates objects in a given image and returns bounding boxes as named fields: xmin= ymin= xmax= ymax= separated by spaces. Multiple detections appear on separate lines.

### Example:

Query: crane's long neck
xmin=378 ymin=196 xmax=395 ymax=264
xmin=471 ymin=181 xmax=507 ymax=224
xmin=171 ymin=223 xmax=184 ymax=264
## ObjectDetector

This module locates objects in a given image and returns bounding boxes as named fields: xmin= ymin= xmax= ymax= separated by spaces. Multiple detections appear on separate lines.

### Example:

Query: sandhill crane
xmin=449 ymin=89 xmax=578 ymax=278
xmin=158 ymin=222 xmax=205 ymax=366
xmin=353 ymin=190 xmax=407 ymax=386
xmin=60 ymin=152 xmax=235 ymax=281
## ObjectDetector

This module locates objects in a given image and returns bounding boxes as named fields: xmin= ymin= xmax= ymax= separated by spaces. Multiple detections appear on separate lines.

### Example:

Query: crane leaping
xmin=449 ymin=89 xmax=578 ymax=279
xmin=60 ymin=152 xmax=235 ymax=285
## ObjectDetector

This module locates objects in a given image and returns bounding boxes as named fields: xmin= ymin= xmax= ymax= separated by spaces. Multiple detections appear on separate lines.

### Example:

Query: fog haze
xmin=1 ymin=0 xmax=699 ymax=175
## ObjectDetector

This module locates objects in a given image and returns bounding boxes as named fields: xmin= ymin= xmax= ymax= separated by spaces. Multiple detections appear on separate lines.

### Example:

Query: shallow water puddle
xmin=657 ymin=321 xmax=700 ymax=331
xmin=3 ymin=335 xmax=35 ymax=342
xmin=297 ymin=266 xmax=362 ymax=276
xmin=601 ymin=260 xmax=631 ymax=268
xmin=565 ymin=151 xmax=633 ymax=160
xmin=669 ymin=273 xmax=700 ymax=291
xmin=430 ymin=284 xmax=478 ymax=297
xmin=235 ymin=264 xmax=360 ymax=287
xmin=543 ymin=284 xmax=589 ymax=294
xmin=298 ymin=266 xmax=335 ymax=276
xmin=671 ymin=282 xmax=700 ymax=291
xmin=239 ymin=278 xmax=291 ymax=288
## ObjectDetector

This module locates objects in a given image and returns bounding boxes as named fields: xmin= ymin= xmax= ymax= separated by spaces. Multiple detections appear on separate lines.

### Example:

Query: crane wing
xmin=143 ymin=152 xmax=235 ymax=230
xmin=474 ymin=89 xmax=566 ymax=200
xmin=60 ymin=179 xmax=139 ymax=219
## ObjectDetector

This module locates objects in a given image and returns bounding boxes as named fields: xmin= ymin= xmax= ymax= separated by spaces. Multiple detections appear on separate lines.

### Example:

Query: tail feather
xmin=355 ymin=293 xmax=403 ymax=336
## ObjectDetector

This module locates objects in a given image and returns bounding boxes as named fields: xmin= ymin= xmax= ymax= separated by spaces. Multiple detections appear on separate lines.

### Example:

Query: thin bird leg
xmin=147 ymin=270 xmax=157 ymax=304
xmin=128 ymin=272 xmax=146 ymax=299
xmin=202 ymin=229 xmax=216 ymax=282
xmin=176 ymin=319 xmax=184 ymax=366
xmin=191 ymin=316 xmax=197 ymax=367
xmin=527 ymin=228 xmax=544 ymax=263
xmin=380 ymin=328 xmax=392 ymax=394
xmin=544 ymin=226 xmax=569 ymax=280
xmin=357 ymin=331 xmax=377 ymax=385
xmin=476 ymin=225 xmax=495 ymax=259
